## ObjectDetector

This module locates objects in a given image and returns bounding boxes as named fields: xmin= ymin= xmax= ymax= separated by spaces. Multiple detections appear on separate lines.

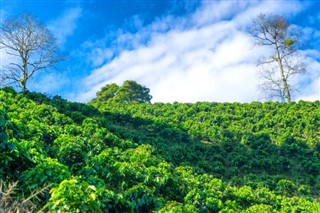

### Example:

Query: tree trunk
xmin=275 ymin=43 xmax=291 ymax=102
xmin=21 ymin=56 xmax=28 ymax=92
xmin=20 ymin=80 xmax=27 ymax=92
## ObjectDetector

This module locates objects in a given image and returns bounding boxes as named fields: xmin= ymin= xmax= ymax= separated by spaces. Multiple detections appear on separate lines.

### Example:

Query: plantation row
xmin=0 ymin=87 xmax=319 ymax=212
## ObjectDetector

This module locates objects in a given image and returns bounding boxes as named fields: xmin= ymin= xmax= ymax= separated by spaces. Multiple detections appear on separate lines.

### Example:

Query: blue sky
xmin=0 ymin=0 xmax=319 ymax=102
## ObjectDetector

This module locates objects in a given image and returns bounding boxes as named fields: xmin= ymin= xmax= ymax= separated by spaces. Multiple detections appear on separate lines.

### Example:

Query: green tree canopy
xmin=92 ymin=80 xmax=152 ymax=104
xmin=95 ymin=83 xmax=119 ymax=102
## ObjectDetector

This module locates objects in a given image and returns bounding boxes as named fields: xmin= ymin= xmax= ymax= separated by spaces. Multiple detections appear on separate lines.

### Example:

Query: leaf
xmin=284 ymin=38 xmax=295 ymax=47
xmin=0 ymin=116 xmax=6 ymax=127
xmin=0 ymin=143 xmax=6 ymax=149
xmin=89 ymin=193 xmax=96 ymax=200
xmin=0 ymin=132 xmax=8 ymax=144
xmin=88 ymin=185 xmax=96 ymax=191
xmin=7 ymin=142 xmax=16 ymax=150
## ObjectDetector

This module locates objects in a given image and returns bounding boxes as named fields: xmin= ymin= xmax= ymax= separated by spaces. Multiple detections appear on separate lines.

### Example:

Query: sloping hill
xmin=0 ymin=88 xmax=319 ymax=212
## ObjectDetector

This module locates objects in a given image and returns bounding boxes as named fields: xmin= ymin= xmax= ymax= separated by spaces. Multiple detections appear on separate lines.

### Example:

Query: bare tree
xmin=0 ymin=13 xmax=63 ymax=92
xmin=251 ymin=14 xmax=305 ymax=102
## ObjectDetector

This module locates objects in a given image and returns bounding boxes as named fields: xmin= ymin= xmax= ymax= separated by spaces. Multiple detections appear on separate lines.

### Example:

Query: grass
xmin=0 ymin=180 xmax=49 ymax=213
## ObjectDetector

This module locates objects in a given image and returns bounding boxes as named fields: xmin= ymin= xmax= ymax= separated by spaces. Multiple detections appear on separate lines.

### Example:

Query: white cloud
xmin=48 ymin=7 xmax=82 ymax=46
xmin=296 ymin=54 xmax=320 ymax=101
xmin=76 ymin=0 xmax=319 ymax=103
xmin=298 ymin=78 xmax=320 ymax=101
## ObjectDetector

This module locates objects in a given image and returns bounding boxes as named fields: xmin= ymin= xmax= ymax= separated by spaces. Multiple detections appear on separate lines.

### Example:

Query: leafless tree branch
xmin=0 ymin=12 xmax=64 ymax=92
xmin=251 ymin=14 xmax=305 ymax=102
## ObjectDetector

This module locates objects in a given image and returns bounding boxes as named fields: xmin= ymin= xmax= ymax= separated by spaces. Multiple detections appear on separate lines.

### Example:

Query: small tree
xmin=0 ymin=12 xmax=63 ymax=92
xmin=251 ymin=14 xmax=305 ymax=102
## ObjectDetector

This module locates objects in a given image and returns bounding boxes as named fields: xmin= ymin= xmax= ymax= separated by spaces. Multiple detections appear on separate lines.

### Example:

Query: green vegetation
xmin=0 ymin=86 xmax=319 ymax=212
xmin=91 ymin=80 xmax=152 ymax=105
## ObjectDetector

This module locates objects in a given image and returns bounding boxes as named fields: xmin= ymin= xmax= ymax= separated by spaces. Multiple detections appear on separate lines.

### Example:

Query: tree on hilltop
xmin=93 ymin=80 xmax=152 ymax=104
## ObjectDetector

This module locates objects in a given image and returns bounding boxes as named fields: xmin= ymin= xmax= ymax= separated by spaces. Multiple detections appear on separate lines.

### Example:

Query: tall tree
xmin=251 ymin=14 xmax=305 ymax=102
xmin=0 ymin=13 xmax=63 ymax=92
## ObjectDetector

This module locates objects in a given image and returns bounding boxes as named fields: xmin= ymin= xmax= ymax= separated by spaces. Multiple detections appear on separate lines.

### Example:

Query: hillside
xmin=0 ymin=87 xmax=319 ymax=212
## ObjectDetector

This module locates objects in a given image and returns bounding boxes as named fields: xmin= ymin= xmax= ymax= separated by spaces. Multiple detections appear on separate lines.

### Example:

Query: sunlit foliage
xmin=0 ymin=87 xmax=319 ymax=212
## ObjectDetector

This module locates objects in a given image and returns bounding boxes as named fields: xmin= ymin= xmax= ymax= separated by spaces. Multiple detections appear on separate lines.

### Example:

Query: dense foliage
xmin=0 ymin=87 xmax=319 ymax=212
xmin=91 ymin=80 xmax=153 ymax=105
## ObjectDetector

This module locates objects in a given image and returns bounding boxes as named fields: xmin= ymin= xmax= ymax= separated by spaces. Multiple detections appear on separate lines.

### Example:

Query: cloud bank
xmin=78 ymin=0 xmax=320 ymax=103
xmin=2 ymin=1 xmax=318 ymax=103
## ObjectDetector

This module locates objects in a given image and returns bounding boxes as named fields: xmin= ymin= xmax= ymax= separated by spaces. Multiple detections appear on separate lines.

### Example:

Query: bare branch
xmin=0 ymin=12 xmax=64 ymax=92
xmin=251 ymin=14 xmax=305 ymax=102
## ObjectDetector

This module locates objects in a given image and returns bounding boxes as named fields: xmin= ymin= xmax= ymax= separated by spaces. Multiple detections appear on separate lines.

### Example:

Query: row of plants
xmin=0 ymin=87 xmax=319 ymax=211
